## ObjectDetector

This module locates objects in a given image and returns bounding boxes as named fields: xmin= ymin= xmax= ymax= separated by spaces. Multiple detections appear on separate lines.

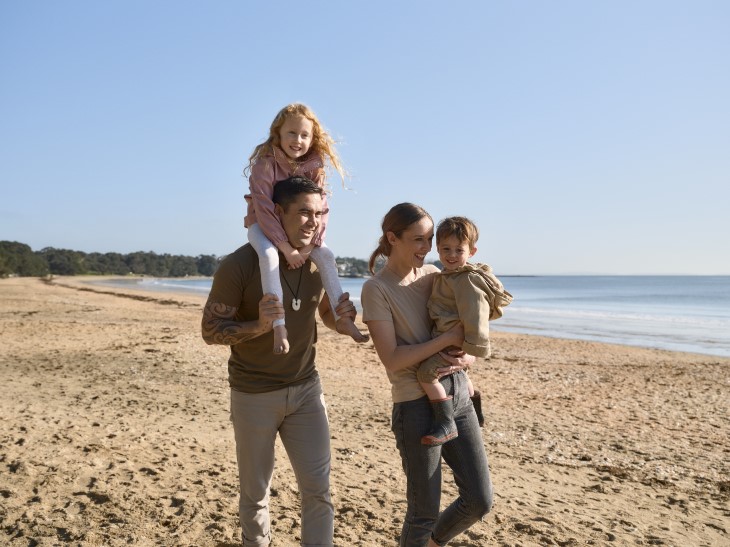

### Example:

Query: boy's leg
xmin=470 ymin=390 xmax=485 ymax=427
xmin=278 ymin=377 xmax=334 ymax=547
xmin=420 ymin=381 xmax=448 ymax=401
xmin=230 ymin=388 xmax=285 ymax=547
xmin=465 ymin=373 xmax=475 ymax=397
xmin=418 ymin=356 xmax=458 ymax=446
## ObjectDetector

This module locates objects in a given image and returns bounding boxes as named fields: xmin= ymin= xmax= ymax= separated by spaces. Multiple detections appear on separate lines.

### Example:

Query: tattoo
xmin=201 ymin=300 xmax=263 ymax=345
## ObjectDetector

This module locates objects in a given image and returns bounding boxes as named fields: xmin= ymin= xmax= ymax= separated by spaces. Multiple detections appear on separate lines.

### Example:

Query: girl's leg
xmin=310 ymin=244 xmax=368 ymax=343
xmin=248 ymin=223 xmax=289 ymax=354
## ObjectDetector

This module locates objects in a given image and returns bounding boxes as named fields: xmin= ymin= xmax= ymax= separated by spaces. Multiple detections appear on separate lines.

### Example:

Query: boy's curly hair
xmin=436 ymin=217 xmax=479 ymax=251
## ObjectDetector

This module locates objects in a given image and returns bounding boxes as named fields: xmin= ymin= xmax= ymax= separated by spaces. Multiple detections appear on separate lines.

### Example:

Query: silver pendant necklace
xmin=281 ymin=267 xmax=304 ymax=311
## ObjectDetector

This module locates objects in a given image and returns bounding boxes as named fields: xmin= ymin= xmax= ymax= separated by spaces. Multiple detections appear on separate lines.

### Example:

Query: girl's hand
xmin=298 ymin=243 xmax=315 ymax=262
xmin=284 ymin=249 xmax=306 ymax=269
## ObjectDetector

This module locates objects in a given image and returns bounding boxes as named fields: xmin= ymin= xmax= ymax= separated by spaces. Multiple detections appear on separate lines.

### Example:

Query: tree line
xmin=0 ymin=241 xmax=218 ymax=278
xmin=0 ymin=241 xmax=373 ymax=278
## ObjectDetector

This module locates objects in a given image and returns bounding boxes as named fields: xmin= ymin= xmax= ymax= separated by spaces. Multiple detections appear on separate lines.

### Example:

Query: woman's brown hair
xmin=368 ymin=203 xmax=433 ymax=274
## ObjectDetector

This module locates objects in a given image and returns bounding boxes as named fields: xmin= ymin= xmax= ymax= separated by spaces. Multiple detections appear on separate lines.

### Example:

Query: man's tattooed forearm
xmin=201 ymin=301 xmax=263 ymax=345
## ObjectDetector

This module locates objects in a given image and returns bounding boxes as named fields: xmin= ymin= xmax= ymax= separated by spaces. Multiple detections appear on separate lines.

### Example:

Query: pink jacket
xmin=244 ymin=147 xmax=329 ymax=247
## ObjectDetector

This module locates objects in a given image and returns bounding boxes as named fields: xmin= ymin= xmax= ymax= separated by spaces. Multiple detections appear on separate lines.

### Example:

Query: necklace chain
xmin=281 ymin=266 xmax=304 ymax=311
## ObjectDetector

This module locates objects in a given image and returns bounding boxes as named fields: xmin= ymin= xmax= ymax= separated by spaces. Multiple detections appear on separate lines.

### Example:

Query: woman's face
xmin=389 ymin=216 xmax=434 ymax=268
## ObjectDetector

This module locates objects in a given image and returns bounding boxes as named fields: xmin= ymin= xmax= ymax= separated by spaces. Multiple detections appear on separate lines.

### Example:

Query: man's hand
xmin=334 ymin=291 xmax=358 ymax=321
xmin=258 ymin=293 xmax=285 ymax=330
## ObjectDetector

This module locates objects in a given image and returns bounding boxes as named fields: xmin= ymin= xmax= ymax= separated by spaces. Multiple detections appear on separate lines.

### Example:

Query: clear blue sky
xmin=2 ymin=1 xmax=728 ymax=274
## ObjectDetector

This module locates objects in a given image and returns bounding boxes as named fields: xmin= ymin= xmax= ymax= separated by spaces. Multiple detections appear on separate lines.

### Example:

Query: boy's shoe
xmin=471 ymin=390 xmax=485 ymax=427
xmin=421 ymin=397 xmax=458 ymax=446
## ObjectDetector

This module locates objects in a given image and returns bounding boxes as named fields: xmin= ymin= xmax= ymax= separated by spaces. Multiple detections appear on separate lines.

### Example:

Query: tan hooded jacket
xmin=428 ymin=262 xmax=513 ymax=358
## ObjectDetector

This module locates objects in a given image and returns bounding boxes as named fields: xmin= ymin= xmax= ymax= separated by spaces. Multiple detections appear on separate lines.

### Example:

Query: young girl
xmin=244 ymin=103 xmax=369 ymax=354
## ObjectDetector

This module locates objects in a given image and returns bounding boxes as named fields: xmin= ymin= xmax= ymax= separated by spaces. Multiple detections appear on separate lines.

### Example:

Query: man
xmin=202 ymin=176 xmax=359 ymax=547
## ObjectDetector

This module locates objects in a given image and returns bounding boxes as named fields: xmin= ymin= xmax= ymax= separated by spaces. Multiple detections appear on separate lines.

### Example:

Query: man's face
xmin=275 ymin=192 xmax=325 ymax=249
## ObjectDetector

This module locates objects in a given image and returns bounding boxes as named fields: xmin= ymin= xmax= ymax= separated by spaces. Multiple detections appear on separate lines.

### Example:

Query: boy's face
xmin=437 ymin=235 xmax=475 ymax=271
xmin=278 ymin=116 xmax=313 ymax=160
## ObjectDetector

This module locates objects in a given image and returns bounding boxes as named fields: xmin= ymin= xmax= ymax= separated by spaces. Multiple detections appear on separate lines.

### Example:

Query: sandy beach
xmin=1 ymin=276 xmax=728 ymax=546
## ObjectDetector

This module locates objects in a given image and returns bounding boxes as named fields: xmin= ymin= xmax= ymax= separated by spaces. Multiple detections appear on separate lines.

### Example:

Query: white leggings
xmin=248 ymin=223 xmax=343 ymax=327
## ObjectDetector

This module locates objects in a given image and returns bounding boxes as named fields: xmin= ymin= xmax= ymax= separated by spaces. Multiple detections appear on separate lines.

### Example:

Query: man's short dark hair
xmin=272 ymin=176 xmax=324 ymax=210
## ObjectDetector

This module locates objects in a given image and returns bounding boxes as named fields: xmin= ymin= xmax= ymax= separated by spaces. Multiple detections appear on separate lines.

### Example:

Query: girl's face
xmin=388 ymin=217 xmax=434 ymax=269
xmin=437 ymin=235 xmax=475 ymax=271
xmin=278 ymin=115 xmax=314 ymax=160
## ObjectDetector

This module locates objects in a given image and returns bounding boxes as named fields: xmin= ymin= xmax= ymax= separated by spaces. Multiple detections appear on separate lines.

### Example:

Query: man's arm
xmin=317 ymin=291 xmax=358 ymax=332
xmin=201 ymin=294 xmax=284 ymax=345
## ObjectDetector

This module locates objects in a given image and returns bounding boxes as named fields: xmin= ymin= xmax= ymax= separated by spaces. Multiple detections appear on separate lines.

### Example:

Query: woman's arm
xmin=367 ymin=319 xmax=464 ymax=374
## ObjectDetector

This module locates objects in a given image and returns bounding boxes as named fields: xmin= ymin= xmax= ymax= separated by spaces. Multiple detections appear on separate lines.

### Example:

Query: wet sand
xmin=1 ymin=276 xmax=728 ymax=546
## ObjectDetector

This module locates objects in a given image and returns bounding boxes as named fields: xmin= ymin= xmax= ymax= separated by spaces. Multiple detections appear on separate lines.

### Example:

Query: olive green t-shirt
xmin=208 ymin=244 xmax=324 ymax=393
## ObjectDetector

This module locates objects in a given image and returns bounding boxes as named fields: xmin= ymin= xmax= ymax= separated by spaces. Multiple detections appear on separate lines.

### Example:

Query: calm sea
xmin=91 ymin=275 xmax=730 ymax=358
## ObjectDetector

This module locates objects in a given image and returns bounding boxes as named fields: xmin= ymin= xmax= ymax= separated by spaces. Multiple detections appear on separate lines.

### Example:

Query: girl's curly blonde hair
xmin=244 ymin=103 xmax=345 ymax=185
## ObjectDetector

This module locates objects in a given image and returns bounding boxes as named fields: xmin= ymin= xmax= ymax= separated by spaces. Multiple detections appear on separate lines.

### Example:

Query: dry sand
xmin=1 ymin=276 xmax=728 ymax=546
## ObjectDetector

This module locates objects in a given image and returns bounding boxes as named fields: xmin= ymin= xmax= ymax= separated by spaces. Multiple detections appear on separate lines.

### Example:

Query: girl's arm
xmin=366 ymin=319 xmax=464 ymax=374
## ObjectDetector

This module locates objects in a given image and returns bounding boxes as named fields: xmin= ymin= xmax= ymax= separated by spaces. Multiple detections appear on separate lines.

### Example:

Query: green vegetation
xmin=0 ymin=241 xmax=370 ymax=278
xmin=0 ymin=241 xmax=218 ymax=278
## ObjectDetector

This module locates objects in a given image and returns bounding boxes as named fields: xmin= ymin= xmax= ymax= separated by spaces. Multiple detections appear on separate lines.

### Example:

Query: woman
xmin=361 ymin=203 xmax=493 ymax=547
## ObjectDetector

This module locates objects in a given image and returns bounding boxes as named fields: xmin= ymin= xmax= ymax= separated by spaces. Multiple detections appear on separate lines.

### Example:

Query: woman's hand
xmin=436 ymin=348 xmax=475 ymax=378
xmin=442 ymin=322 xmax=465 ymax=348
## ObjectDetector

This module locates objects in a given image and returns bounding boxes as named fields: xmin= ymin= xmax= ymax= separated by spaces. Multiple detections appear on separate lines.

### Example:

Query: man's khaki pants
xmin=230 ymin=376 xmax=333 ymax=547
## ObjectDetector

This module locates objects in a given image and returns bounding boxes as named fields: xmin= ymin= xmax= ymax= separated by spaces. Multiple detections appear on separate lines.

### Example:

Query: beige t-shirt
xmin=361 ymin=264 xmax=439 ymax=403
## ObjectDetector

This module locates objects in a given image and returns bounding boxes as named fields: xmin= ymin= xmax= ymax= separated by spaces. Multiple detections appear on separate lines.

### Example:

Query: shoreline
xmin=1 ymin=276 xmax=728 ymax=546
xmin=68 ymin=274 xmax=730 ymax=359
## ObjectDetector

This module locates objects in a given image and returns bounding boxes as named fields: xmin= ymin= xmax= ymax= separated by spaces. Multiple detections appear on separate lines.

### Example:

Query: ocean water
xmin=90 ymin=275 xmax=730 ymax=358
xmin=495 ymin=276 xmax=730 ymax=358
